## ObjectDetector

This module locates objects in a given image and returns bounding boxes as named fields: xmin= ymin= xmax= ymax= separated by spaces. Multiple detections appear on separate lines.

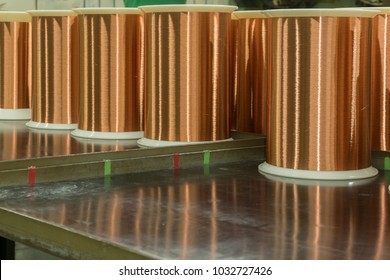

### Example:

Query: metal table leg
xmin=0 ymin=236 xmax=15 ymax=260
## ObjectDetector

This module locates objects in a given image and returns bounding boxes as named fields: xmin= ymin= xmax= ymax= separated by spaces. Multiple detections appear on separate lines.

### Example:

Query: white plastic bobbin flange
xmin=261 ymin=171 xmax=377 ymax=187
xmin=0 ymin=109 xmax=31 ymax=120
xmin=71 ymin=129 xmax=143 ymax=140
xmin=258 ymin=162 xmax=379 ymax=181
xmin=137 ymin=137 xmax=233 ymax=148
xmin=26 ymin=120 xmax=77 ymax=130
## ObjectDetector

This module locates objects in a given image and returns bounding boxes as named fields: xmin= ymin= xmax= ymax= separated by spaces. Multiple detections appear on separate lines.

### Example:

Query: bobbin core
xmin=26 ymin=121 xmax=77 ymax=130
xmin=258 ymin=162 xmax=379 ymax=181
xmin=137 ymin=138 xmax=233 ymax=148
xmin=71 ymin=129 xmax=143 ymax=140
xmin=0 ymin=109 xmax=31 ymax=120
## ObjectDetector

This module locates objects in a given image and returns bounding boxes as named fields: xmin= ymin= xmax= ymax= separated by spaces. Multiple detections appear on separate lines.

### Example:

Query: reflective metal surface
xmin=1 ymin=160 xmax=389 ymax=259
xmin=0 ymin=121 xmax=139 ymax=161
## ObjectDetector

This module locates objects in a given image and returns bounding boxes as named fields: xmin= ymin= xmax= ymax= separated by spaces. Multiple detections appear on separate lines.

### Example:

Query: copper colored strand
xmin=78 ymin=13 xmax=143 ymax=133
xmin=0 ymin=21 xmax=30 ymax=109
xmin=371 ymin=13 xmax=390 ymax=151
xmin=31 ymin=15 xmax=79 ymax=124
xmin=144 ymin=11 xmax=231 ymax=142
xmin=235 ymin=17 xmax=269 ymax=134
xmin=230 ymin=18 xmax=238 ymax=131
xmin=267 ymin=16 xmax=372 ymax=171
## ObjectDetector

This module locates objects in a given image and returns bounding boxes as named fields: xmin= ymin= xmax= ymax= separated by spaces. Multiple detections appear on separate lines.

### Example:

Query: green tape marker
xmin=104 ymin=160 xmax=112 ymax=176
xmin=204 ymin=150 xmax=210 ymax=166
xmin=385 ymin=157 xmax=390 ymax=171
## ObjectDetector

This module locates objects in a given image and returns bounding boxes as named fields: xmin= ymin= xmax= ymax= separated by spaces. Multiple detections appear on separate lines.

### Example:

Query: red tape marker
xmin=173 ymin=153 xmax=180 ymax=170
xmin=28 ymin=166 xmax=36 ymax=186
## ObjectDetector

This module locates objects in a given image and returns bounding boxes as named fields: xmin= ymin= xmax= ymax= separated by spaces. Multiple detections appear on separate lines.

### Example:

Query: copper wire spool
xmin=71 ymin=8 xmax=144 ymax=140
xmin=26 ymin=10 xmax=79 ymax=130
xmin=233 ymin=11 xmax=269 ymax=134
xmin=230 ymin=14 xmax=238 ymax=131
xmin=138 ymin=5 xmax=236 ymax=147
xmin=371 ymin=8 xmax=390 ymax=151
xmin=259 ymin=9 xmax=378 ymax=180
xmin=0 ymin=12 xmax=31 ymax=120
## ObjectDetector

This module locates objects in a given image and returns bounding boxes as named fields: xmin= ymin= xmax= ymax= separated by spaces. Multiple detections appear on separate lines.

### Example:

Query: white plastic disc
xmin=0 ymin=109 xmax=31 ymax=120
xmin=137 ymin=137 xmax=233 ymax=148
xmin=258 ymin=162 xmax=378 ymax=181
xmin=26 ymin=120 xmax=77 ymax=130
xmin=71 ymin=129 xmax=143 ymax=140
xmin=261 ymin=172 xmax=377 ymax=187
xmin=73 ymin=137 xmax=139 ymax=146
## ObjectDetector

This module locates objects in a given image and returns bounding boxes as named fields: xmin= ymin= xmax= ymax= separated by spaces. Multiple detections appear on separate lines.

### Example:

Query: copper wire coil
xmin=266 ymin=10 xmax=375 ymax=171
xmin=371 ymin=11 xmax=390 ymax=151
xmin=230 ymin=15 xmax=238 ymax=131
xmin=142 ymin=5 xmax=235 ymax=142
xmin=234 ymin=12 xmax=269 ymax=134
xmin=75 ymin=9 xmax=144 ymax=134
xmin=0 ymin=13 xmax=31 ymax=110
xmin=29 ymin=11 xmax=79 ymax=126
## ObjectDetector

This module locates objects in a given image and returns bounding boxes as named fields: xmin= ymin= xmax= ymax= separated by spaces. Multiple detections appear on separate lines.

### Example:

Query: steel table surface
xmin=0 ymin=160 xmax=389 ymax=259
xmin=0 ymin=120 xmax=139 ymax=161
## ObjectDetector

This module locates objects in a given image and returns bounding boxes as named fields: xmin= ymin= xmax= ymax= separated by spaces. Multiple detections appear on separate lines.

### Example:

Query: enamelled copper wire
xmin=73 ymin=8 xmax=143 ymax=138
xmin=230 ymin=14 xmax=238 ymax=131
xmin=265 ymin=9 xmax=376 ymax=171
xmin=0 ymin=12 xmax=31 ymax=119
xmin=27 ymin=11 xmax=79 ymax=129
xmin=233 ymin=11 xmax=269 ymax=134
xmin=371 ymin=9 xmax=390 ymax=151
xmin=142 ymin=5 xmax=236 ymax=143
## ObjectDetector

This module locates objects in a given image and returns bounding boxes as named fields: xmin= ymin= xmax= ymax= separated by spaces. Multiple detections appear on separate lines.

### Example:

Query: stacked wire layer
xmin=27 ymin=10 xmax=79 ymax=130
xmin=138 ymin=5 xmax=236 ymax=147
xmin=0 ymin=12 xmax=31 ymax=120
xmin=259 ymin=9 xmax=379 ymax=180
xmin=72 ymin=8 xmax=144 ymax=140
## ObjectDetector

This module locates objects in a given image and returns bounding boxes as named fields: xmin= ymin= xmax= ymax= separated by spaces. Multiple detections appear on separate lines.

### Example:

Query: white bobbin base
xmin=260 ymin=172 xmax=377 ymax=187
xmin=137 ymin=137 xmax=233 ymax=148
xmin=26 ymin=120 xmax=77 ymax=130
xmin=71 ymin=129 xmax=143 ymax=140
xmin=0 ymin=109 xmax=31 ymax=120
xmin=258 ymin=162 xmax=378 ymax=181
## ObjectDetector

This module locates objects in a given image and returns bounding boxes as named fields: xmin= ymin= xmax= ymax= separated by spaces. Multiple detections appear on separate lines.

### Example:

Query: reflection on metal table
xmin=0 ymin=160 xmax=389 ymax=259
xmin=0 ymin=120 xmax=140 ymax=160
xmin=0 ymin=120 xmax=264 ymax=186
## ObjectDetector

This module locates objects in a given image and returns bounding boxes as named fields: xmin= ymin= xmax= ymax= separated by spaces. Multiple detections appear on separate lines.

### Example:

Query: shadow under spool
xmin=26 ymin=10 xmax=79 ymax=130
xmin=71 ymin=8 xmax=144 ymax=140
xmin=370 ymin=8 xmax=390 ymax=152
xmin=258 ymin=9 xmax=378 ymax=180
xmin=233 ymin=11 xmax=269 ymax=135
xmin=138 ymin=5 xmax=236 ymax=147
xmin=0 ymin=12 xmax=31 ymax=120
